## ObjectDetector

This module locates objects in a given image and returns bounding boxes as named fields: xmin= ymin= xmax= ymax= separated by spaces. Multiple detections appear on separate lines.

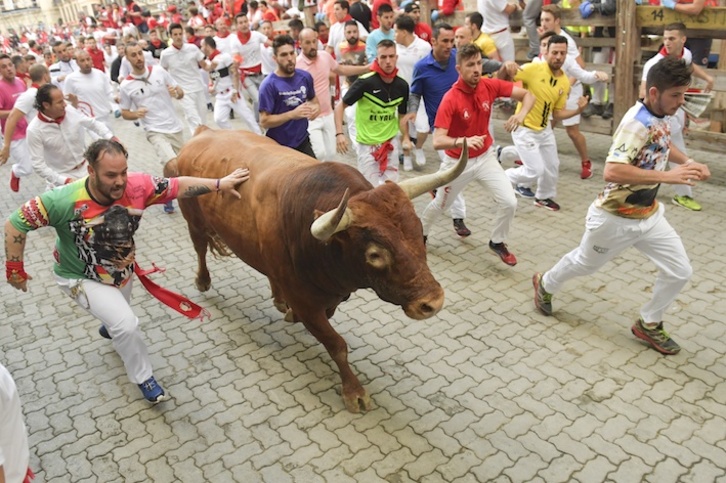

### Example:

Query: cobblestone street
xmin=1 ymin=111 xmax=725 ymax=482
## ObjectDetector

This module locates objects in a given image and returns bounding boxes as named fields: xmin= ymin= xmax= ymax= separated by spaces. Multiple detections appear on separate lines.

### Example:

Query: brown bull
xmin=175 ymin=129 xmax=468 ymax=412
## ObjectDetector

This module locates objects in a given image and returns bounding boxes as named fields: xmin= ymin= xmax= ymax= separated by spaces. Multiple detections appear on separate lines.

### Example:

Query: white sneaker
xmin=414 ymin=149 xmax=426 ymax=167
xmin=403 ymin=156 xmax=414 ymax=171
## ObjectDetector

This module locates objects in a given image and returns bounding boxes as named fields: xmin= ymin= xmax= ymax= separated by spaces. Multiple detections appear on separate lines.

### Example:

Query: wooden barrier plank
xmin=613 ymin=0 xmax=640 ymax=127
xmin=636 ymin=6 xmax=726 ymax=32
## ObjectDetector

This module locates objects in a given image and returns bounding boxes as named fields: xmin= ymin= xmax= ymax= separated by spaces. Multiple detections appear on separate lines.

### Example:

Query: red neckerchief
xmin=208 ymin=49 xmax=221 ymax=61
xmin=237 ymin=30 xmax=251 ymax=44
xmin=371 ymin=59 xmax=398 ymax=81
xmin=150 ymin=39 xmax=163 ymax=48
xmin=342 ymin=14 xmax=353 ymax=22
xmin=31 ymin=83 xmax=40 ymax=88
xmin=659 ymin=46 xmax=684 ymax=58
xmin=38 ymin=111 xmax=65 ymax=124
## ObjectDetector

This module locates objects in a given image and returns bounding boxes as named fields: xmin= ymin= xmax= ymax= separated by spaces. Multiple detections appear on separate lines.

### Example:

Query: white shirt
xmin=64 ymin=68 xmax=115 ymax=120
xmin=159 ymin=43 xmax=206 ymax=92
xmin=559 ymin=30 xmax=582 ymax=63
xmin=214 ymin=34 xmax=236 ymax=56
xmin=49 ymin=59 xmax=79 ymax=91
xmin=260 ymin=44 xmax=276 ymax=76
xmin=27 ymin=106 xmax=113 ymax=187
xmin=230 ymin=31 xmax=268 ymax=69
xmin=119 ymin=65 xmax=184 ymax=134
xmin=479 ymin=0 xmax=510 ymax=34
xmin=395 ymin=36 xmax=432 ymax=85
xmin=642 ymin=48 xmax=693 ymax=81
xmin=327 ymin=20 xmax=369 ymax=58
xmin=0 ymin=364 xmax=29 ymax=483
xmin=119 ymin=50 xmax=157 ymax=80
xmin=13 ymin=86 xmax=38 ymax=122
xmin=208 ymin=52 xmax=235 ymax=93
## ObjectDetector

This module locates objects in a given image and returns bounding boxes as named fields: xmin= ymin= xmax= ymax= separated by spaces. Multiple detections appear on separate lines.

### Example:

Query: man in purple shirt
xmin=0 ymin=53 xmax=32 ymax=192
xmin=259 ymin=35 xmax=320 ymax=157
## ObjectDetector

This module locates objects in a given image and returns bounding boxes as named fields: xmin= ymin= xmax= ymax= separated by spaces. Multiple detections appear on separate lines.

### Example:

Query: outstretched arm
xmin=175 ymin=168 xmax=250 ymax=199
xmin=5 ymin=219 xmax=32 ymax=292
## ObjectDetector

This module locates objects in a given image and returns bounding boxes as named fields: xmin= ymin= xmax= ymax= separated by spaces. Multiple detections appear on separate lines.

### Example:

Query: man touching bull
xmin=4 ymin=139 xmax=250 ymax=404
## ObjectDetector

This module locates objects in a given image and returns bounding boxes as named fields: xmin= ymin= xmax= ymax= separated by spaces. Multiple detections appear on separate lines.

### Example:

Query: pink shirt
xmin=296 ymin=50 xmax=338 ymax=116
xmin=0 ymin=77 xmax=28 ymax=140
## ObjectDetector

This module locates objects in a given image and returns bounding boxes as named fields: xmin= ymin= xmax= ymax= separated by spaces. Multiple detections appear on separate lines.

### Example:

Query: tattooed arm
xmin=175 ymin=168 xmax=251 ymax=199
xmin=5 ymin=219 xmax=32 ymax=292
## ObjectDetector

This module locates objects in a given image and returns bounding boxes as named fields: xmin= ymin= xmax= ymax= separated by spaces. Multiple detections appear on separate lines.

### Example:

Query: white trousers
xmin=179 ymin=89 xmax=208 ymax=135
xmin=669 ymin=108 xmax=692 ymax=198
xmin=241 ymin=73 xmax=264 ymax=121
xmin=56 ymin=275 xmax=153 ymax=384
xmin=421 ymin=147 xmax=516 ymax=243
xmin=437 ymin=149 xmax=466 ymax=219
xmin=543 ymin=203 xmax=692 ymax=323
xmin=505 ymin=126 xmax=560 ymax=200
xmin=356 ymin=137 xmax=400 ymax=186
xmin=591 ymin=48 xmax=612 ymax=105
xmin=489 ymin=29 xmax=515 ymax=62
xmin=145 ymin=130 xmax=185 ymax=165
xmin=9 ymin=138 xmax=33 ymax=178
xmin=562 ymin=82 xmax=584 ymax=127
xmin=308 ymin=112 xmax=336 ymax=161
xmin=214 ymin=91 xmax=262 ymax=134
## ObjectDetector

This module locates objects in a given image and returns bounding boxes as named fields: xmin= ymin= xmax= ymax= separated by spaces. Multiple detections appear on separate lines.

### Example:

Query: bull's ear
xmin=311 ymin=188 xmax=353 ymax=241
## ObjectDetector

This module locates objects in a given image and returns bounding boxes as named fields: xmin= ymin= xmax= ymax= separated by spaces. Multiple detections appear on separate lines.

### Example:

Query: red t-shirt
xmin=87 ymin=47 xmax=106 ymax=72
xmin=415 ymin=23 xmax=433 ymax=44
xmin=435 ymin=77 xmax=513 ymax=158
xmin=370 ymin=0 xmax=393 ymax=29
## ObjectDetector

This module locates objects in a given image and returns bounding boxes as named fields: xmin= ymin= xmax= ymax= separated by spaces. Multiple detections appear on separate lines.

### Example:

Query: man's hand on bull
xmin=177 ymin=168 xmax=251 ymax=200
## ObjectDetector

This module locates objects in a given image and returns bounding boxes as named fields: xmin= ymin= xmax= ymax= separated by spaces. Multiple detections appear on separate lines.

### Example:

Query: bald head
xmin=76 ymin=49 xmax=93 ymax=74
xmin=29 ymin=63 xmax=49 ymax=83
xmin=300 ymin=28 xmax=319 ymax=60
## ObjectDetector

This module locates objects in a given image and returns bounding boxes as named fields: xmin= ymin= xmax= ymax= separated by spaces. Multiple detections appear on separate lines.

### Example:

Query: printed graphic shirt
xmin=9 ymin=173 xmax=179 ymax=286
xmin=343 ymin=72 xmax=408 ymax=145
xmin=258 ymin=69 xmax=317 ymax=148
xmin=596 ymin=101 xmax=671 ymax=219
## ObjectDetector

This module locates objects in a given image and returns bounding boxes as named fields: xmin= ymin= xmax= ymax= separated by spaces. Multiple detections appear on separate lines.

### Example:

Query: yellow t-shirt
xmin=473 ymin=32 xmax=498 ymax=59
xmin=514 ymin=61 xmax=570 ymax=132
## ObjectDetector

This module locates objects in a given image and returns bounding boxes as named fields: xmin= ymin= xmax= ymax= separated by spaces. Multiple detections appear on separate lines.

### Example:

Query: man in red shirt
xmin=419 ymin=43 xmax=535 ymax=266
xmin=370 ymin=0 xmax=392 ymax=29
xmin=405 ymin=3 xmax=432 ymax=43
xmin=85 ymin=37 xmax=106 ymax=72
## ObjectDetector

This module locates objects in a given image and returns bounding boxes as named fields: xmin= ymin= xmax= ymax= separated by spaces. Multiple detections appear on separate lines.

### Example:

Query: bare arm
xmin=261 ymin=102 xmax=317 ymax=129
xmin=335 ymin=101 xmax=349 ymax=154
xmin=691 ymin=63 xmax=714 ymax=92
xmin=432 ymin=126 xmax=486 ymax=151
xmin=5 ymin=219 xmax=32 ymax=292
xmin=674 ymin=0 xmax=707 ymax=15
xmin=333 ymin=63 xmax=371 ymax=77
xmin=175 ymin=168 xmax=250 ymax=199
xmin=0 ymin=108 xmax=26 ymax=165
xmin=552 ymin=96 xmax=588 ymax=121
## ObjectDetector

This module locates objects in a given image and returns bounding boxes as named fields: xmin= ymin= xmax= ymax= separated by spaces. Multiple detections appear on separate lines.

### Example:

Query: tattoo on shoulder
xmin=183 ymin=185 xmax=213 ymax=197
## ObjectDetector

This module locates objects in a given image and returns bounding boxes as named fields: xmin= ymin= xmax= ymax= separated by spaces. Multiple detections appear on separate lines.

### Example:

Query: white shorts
xmin=562 ymin=82 xmax=584 ymax=127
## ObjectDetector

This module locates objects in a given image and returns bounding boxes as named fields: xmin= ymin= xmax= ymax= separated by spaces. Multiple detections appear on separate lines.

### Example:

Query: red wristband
xmin=6 ymin=261 xmax=28 ymax=282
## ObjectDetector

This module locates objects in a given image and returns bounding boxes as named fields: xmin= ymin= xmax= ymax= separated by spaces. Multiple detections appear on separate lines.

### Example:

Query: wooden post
xmin=613 ymin=0 xmax=639 ymax=128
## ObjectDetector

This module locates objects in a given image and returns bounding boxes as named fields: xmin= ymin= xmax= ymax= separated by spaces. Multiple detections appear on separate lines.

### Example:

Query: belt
xmin=488 ymin=27 xmax=508 ymax=35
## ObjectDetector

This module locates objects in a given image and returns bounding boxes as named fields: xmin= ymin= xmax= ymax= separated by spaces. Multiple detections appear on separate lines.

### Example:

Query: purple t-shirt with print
xmin=258 ymin=69 xmax=316 ymax=149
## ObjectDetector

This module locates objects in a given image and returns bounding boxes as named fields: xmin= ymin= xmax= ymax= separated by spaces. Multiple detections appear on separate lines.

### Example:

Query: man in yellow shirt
xmin=499 ymin=35 xmax=587 ymax=211
xmin=465 ymin=12 xmax=501 ymax=62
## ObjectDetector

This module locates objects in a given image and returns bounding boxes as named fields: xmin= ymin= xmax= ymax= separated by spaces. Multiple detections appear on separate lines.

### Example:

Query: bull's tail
xmin=208 ymin=232 xmax=233 ymax=258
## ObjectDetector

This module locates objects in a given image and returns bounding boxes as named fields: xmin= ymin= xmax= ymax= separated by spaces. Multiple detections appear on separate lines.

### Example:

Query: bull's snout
xmin=404 ymin=288 xmax=445 ymax=320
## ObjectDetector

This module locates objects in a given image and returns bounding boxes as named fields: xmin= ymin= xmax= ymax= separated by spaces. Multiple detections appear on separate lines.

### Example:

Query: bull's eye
xmin=365 ymin=244 xmax=391 ymax=270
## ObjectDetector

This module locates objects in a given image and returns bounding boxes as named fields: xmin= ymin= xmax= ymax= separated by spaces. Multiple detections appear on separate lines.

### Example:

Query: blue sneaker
xmin=515 ymin=186 xmax=535 ymax=198
xmin=138 ymin=376 xmax=170 ymax=404
xmin=114 ymin=109 xmax=121 ymax=118
xmin=99 ymin=325 xmax=112 ymax=340
xmin=163 ymin=201 xmax=174 ymax=214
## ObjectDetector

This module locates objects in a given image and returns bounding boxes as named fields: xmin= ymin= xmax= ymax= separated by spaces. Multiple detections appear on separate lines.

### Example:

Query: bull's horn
xmin=311 ymin=188 xmax=354 ymax=241
xmin=397 ymin=138 xmax=469 ymax=200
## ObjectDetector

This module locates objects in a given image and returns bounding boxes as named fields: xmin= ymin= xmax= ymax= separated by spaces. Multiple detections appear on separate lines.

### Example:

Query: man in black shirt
xmin=110 ymin=42 xmax=125 ymax=84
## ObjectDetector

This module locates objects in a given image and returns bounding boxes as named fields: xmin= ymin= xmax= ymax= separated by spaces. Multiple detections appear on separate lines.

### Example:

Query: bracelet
xmin=336 ymin=132 xmax=344 ymax=136
xmin=6 ymin=261 xmax=28 ymax=283
xmin=215 ymin=178 xmax=221 ymax=192
xmin=685 ymin=158 xmax=695 ymax=165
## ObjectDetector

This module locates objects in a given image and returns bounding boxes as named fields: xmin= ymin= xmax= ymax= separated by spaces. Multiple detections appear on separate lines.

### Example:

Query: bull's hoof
xmin=343 ymin=388 xmax=372 ymax=413
xmin=284 ymin=309 xmax=296 ymax=323
xmin=195 ymin=276 xmax=211 ymax=292
xmin=273 ymin=300 xmax=288 ymax=314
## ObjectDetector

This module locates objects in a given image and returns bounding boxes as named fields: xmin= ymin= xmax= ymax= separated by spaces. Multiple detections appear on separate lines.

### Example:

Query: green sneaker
xmin=533 ymin=272 xmax=553 ymax=316
xmin=672 ymin=195 xmax=702 ymax=211
xmin=631 ymin=319 xmax=681 ymax=355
